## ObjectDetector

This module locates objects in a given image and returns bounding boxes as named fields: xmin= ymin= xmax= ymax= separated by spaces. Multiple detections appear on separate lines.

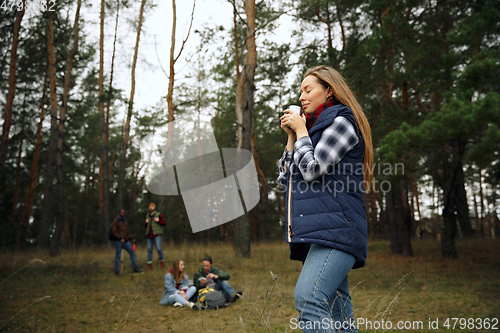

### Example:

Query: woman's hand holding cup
xmin=281 ymin=105 xmax=305 ymax=134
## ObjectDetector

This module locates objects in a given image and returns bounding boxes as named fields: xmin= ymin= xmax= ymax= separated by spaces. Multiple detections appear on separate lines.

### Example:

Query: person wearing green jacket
xmin=193 ymin=256 xmax=240 ymax=302
xmin=144 ymin=203 xmax=166 ymax=271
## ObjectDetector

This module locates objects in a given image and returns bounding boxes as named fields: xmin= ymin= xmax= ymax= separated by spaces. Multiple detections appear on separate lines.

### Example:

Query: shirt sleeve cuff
xmin=293 ymin=136 xmax=314 ymax=167
xmin=282 ymin=145 xmax=292 ymax=161
xmin=294 ymin=136 xmax=312 ymax=151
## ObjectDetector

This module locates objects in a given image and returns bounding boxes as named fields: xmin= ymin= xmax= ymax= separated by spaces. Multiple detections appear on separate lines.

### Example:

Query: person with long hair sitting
xmin=160 ymin=259 xmax=197 ymax=308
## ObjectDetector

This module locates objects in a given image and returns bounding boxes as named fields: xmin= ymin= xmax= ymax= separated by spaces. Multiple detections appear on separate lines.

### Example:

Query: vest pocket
xmin=336 ymin=194 xmax=352 ymax=223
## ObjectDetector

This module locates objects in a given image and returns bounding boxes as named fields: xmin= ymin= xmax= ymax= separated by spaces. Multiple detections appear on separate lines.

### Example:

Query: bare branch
xmin=154 ymin=35 xmax=169 ymax=80
xmin=254 ymin=9 xmax=290 ymax=35
xmin=174 ymin=0 xmax=196 ymax=64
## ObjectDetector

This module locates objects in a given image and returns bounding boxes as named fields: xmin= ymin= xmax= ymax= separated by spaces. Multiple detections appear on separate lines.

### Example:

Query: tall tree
xmin=232 ymin=0 xmax=256 ymax=258
xmin=117 ymin=0 xmax=147 ymax=210
xmin=0 ymin=1 xmax=25 ymax=176
xmin=18 ymin=76 xmax=47 ymax=249
xmin=98 ymin=0 xmax=111 ymax=243
xmin=38 ymin=3 xmax=60 ymax=249
xmin=10 ymin=111 xmax=25 ymax=247
xmin=156 ymin=0 xmax=195 ymax=232
xmin=106 ymin=0 xmax=121 ymax=181
xmin=50 ymin=0 xmax=82 ymax=256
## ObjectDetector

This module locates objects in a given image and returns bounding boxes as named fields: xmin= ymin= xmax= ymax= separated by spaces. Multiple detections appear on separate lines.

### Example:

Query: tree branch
xmin=154 ymin=35 xmax=169 ymax=80
xmin=254 ymin=9 xmax=290 ymax=35
xmin=228 ymin=0 xmax=247 ymax=26
xmin=174 ymin=0 xmax=196 ymax=64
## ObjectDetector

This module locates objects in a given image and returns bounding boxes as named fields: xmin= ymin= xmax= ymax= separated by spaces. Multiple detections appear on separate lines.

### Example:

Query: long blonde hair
xmin=304 ymin=65 xmax=374 ymax=192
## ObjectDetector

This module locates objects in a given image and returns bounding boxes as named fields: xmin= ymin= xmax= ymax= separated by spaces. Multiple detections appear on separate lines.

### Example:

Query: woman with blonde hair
xmin=278 ymin=65 xmax=373 ymax=332
xmin=160 ymin=259 xmax=197 ymax=308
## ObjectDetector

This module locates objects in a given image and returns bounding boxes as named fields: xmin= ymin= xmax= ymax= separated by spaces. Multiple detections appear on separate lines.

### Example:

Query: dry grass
xmin=0 ymin=239 xmax=499 ymax=332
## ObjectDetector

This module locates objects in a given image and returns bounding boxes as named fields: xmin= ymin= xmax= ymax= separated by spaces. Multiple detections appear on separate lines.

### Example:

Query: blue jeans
xmin=294 ymin=244 xmax=357 ymax=333
xmin=114 ymin=240 xmax=139 ymax=272
xmin=146 ymin=235 xmax=165 ymax=262
xmin=168 ymin=286 xmax=197 ymax=305
xmin=215 ymin=280 xmax=235 ymax=295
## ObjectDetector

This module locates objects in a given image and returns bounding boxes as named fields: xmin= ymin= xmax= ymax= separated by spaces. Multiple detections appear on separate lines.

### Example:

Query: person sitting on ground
xmin=160 ymin=259 xmax=197 ymax=308
xmin=193 ymin=256 xmax=240 ymax=302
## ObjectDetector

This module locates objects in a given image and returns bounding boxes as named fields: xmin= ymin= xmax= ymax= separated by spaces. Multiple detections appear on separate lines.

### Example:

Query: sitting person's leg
xmin=168 ymin=293 xmax=188 ymax=305
xmin=215 ymin=280 xmax=235 ymax=295
xmin=185 ymin=286 xmax=197 ymax=300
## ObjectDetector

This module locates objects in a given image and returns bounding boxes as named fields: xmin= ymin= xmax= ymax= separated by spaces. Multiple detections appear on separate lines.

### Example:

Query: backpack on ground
xmin=197 ymin=287 xmax=229 ymax=310
xmin=108 ymin=220 xmax=120 ymax=241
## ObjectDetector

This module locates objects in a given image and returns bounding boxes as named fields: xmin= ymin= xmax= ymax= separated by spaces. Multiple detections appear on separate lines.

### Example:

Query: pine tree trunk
xmin=334 ymin=0 xmax=346 ymax=51
xmin=106 ymin=0 xmax=120 ymax=181
xmin=252 ymin=128 xmax=268 ymax=241
xmin=439 ymin=150 xmax=459 ymax=258
xmin=166 ymin=0 xmax=177 ymax=139
xmin=400 ymin=183 xmax=414 ymax=256
xmin=366 ymin=190 xmax=379 ymax=238
xmin=454 ymin=159 xmax=475 ymax=238
xmin=0 ymin=3 xmax=25 ymax=176
xmin=161 ymin=0 xmax=194 ymax=235
xmin=234 ymin=4 xmax=242 ymax=148
xmin=410 ymin=174 xmax=422 ymax=228
xmin=233 ymin=0 xmax=256 ymax=258
xmin=38 ymin=7 xmax=59 ymax=249
xmin=98 ymin=0 xmax=110 ymax=244
xmin=441 ymin=179 xmax=458 ymax=258
xmin=117 ymin=0 xmax=146 ymax=210
xmin=50 ymin=0 xmax=81 ymax=256
xmin=11 ymin=112 xmax=24 ymax=246
xmin=276 ymin=180 xmax=285 ymax=238
xmin=109 ymin=126 xmax=122 ymax=182
xmin=315 ymin=7 xmax=336 ymax=67
xmin=479 ymin=168 xmax=485 ymax=236
xmin=19 ymin=75 xmax=47 ymax=249
xmin=387 ymin=182 xmax=413 ymax=256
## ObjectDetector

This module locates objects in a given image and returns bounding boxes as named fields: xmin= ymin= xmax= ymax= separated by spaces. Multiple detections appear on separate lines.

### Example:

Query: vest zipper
xmin=287 ymin=164 xmax=294 ymax=241
xmin=343 ymin=213 xmax=350 ymax=224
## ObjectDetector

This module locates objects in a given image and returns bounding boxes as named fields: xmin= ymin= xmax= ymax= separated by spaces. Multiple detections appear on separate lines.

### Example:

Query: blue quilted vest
xmin=285 ymin=104 xmax=367 ymax=269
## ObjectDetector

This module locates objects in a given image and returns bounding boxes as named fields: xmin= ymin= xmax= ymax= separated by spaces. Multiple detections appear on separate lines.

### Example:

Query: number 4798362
xmin=443 ymin=318 xmax=498 ymax=330
xmin=1 ymin=0 xmax=56 ymax=12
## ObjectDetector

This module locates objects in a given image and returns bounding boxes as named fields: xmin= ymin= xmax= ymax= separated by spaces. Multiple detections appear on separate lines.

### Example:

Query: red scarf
xmin=305 ymin=101 xmax=336 ymax=130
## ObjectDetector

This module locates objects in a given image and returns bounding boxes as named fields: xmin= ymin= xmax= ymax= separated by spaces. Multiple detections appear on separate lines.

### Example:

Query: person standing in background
xmin=145 ymin=202 xmax=166 ymax=271
xmin=112 ymin=209 xmax=144 ymax=276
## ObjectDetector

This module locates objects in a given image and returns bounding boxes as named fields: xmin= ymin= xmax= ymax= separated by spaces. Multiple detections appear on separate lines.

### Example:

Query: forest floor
xmin=0 ymin=238 xmax=499 ymax=332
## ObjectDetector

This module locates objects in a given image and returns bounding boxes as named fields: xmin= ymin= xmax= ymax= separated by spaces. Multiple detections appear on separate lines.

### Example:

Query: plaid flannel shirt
xmin=146 ymin=213 xmax=166 ymax=238
xmin=277 ymin=116 xmax=359 ymax=184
